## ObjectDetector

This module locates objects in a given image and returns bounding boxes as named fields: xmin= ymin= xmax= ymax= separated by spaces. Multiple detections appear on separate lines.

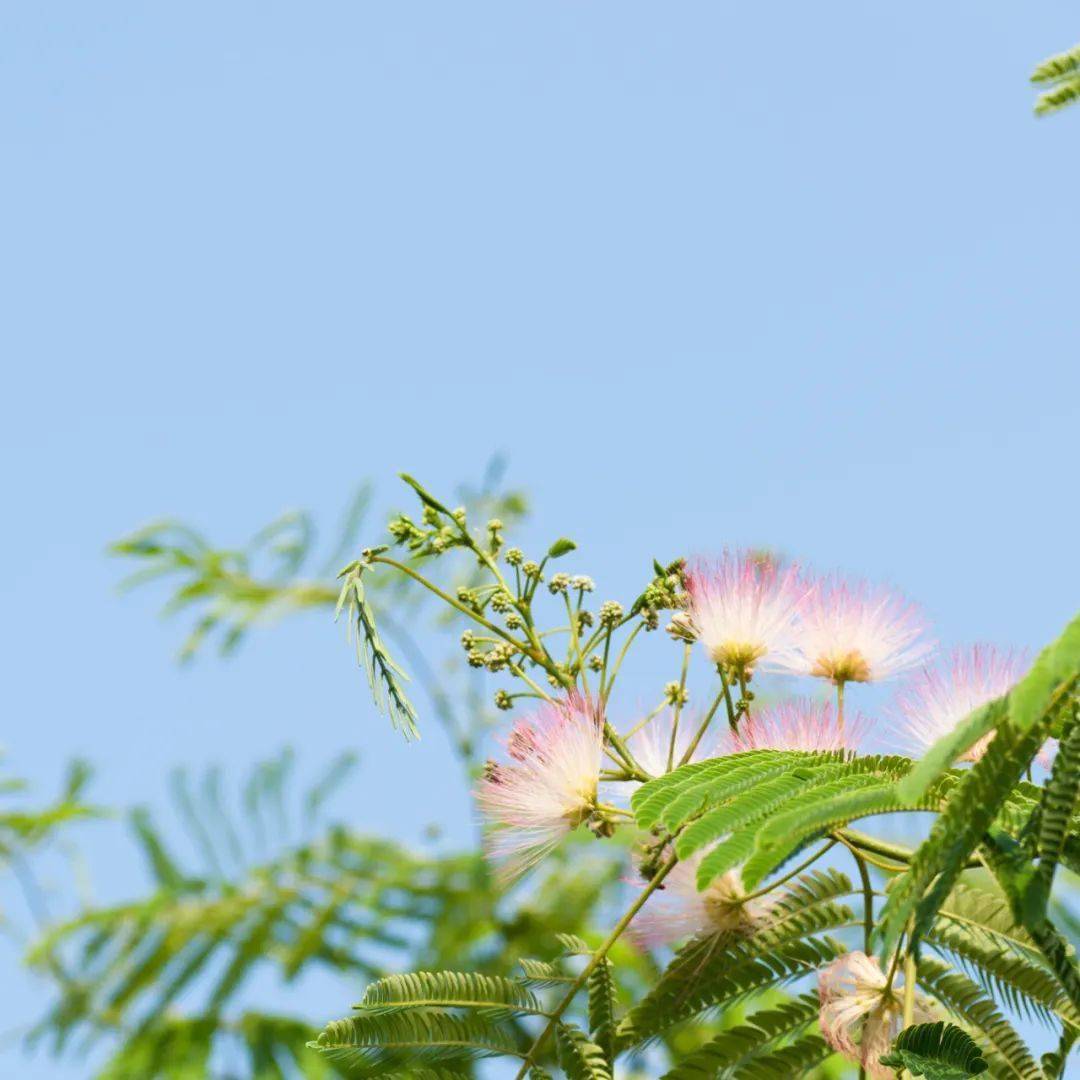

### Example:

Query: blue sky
xmin=2 ymin=3 xmax=1079 ymax=1074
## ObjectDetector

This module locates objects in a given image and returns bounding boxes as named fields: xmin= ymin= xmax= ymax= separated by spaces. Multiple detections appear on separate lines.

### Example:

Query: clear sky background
xmin=3 ymin=3 xmax=1079 ymax=1076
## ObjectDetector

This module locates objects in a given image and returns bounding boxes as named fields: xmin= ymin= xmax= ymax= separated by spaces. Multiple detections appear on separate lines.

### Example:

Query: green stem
xmin=372 ymin=555 xmax=534 ymax=657
xmin=601 ymin=622 xmax=644 ymax=707
xmin=507 ymin=662 xmax=555 ymax=702
xmin=839 ymin=829 xmax=980 ymax=870
xmin=564 ymin=593 xmax=589 ymax=696
xmin=836 ymin=834 xmax=875 ymax=954
xmin=596 ymin=629 xmax=613 ymax=700
xmin=740 ymin=839 xmax=836 ymax=903
xmin=512 ymin=854 xmax=679 ymax=1079
xmin=720 ymin=665 xmax=738 ymax=733
xmin=580 ymin=612 xmax=634 ymax=660
xmin=903 ymin=952 xmax=917 ymax=1027
xmin=604 ymin=722 xmax=645 ymax=777
xmin=679 ymin=684 xmax=727 ymax=766
xmin=621 ymin=699 xmax=667 ymax=743
xmin=667 ymin=644 xmax=692 ymax=772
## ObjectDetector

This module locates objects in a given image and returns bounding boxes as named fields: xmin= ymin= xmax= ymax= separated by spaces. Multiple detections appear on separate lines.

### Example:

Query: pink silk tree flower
xmin=631 ymin=854 xmax=773 ymax=949
xmin=684 ymin=552 xmax=808 ymax=675
xmin=782 ymin=577 xmax=933 ymax=686
xmin=720 ymin=698 xmax=867 ymax=755
xmin=818 ymin=952 xmax=933 ymax=1078
xmin=627 ymin=709 xmax=714 ymax=778
xmin=893 ymin=645 xmax=1029 ymax=763
xmin=475 ymin=697 xmax=604 ymax=882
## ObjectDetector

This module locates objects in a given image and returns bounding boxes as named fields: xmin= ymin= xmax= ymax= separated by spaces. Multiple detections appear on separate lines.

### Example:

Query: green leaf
xmin=586 ymin=958 xmax=617 ymax=1067
xmin=917 ymin=958 xmax=1042 ymax=1079
xmin=660 ymin=994 xmax=819 ymax=1079
xmin=355 ymin=971 xmax=544 ymax=1017
xmin=631 ymin=749 xmax=830 ymax=831
xmin=742 ymin=771 xmax=938 ymax=889
xmin=555 ymin=1022 xmax=612 ymax=1080
xmin=617 ymin=874 xmax=850 ymax=1047
xmin=309 ymin=1011 xmax=523 ymax=1073
xmin=879 ymin=1022 xmax=988 ymax=1078
xmin=1035 ymin=76 xmax=1080 ymax=116
xmin=900 ymin=698 xmax=1005 ymax=802
xmin=901 ymin=613 xmax=1079 ymax=802
xmin=1032 ymin=42 xmax=1080 ymax=83
xmin=723 ymin=1031 xmax=832 ymax=1078
xmin=337 ymin=564 xmax=420 ymax=740
xmin=547 ymin=538 xmax=577 ymax=559
xmin=398 ymin=473 xmax=456 ymax=518
xmin=1030 ymin=706 xmax=1080 ymax=916
xmin=879 ymin=714 xmax=1053 ymax=961
xmin=1010 ymin=613 xmax=1080 ymax=733
xmin=555 ymin=933 xmax=592 ymax=956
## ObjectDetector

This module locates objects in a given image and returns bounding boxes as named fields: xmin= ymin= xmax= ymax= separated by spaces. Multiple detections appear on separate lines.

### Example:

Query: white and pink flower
xmin=720 ymin=698 xmax=867 ymax=755
xmin=781 ymin=577 xmax=933 ymax=685
xmin=475 ymin=697 xmax=604 ymax=882
xmin=684 ymin=552 xmax=808 ymax=674
xmin=818 ymin=951 xmax=932 ymax=1078
xmin=632 ymin=854 xmax=772 ymax=949
xmin=627 ymin=709 xmax=713 ymax=778
xmin=893 ymin=644 xmax=1029 ymax=762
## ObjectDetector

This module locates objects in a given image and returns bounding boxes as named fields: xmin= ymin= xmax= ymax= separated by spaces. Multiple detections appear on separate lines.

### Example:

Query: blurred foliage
xmin=24 ymin=751 xmax=638 ymax=1077
xmin=1 ymin=756 xmax=95 ymax=870
xmin=1032 ymin=42 xmax=1080 ymax=116
xmin=11 ymin=463 xmax=656 ymax=1077
xmin=109 ymin=459 xmax=527 ymax=759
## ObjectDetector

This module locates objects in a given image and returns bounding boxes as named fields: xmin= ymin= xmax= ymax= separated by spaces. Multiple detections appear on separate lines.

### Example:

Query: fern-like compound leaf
xmin=586 ymin=958 xmax=617 ymax=1067
xmin=917 ymin=958 xmax=1043 ymax=1079
xmin=659 ymin=993 xmax=819 ymax=1079
xmin=555 ymin=1022 xmax=613 ymax=1080
xmin=308 ymin=1010 xmax=524 ymax=1073
xmin=356 ymin=971 xmax=545 ymax=1017
xmin=337 ymin=559 xmax=420 ymax=739
xmin=879 ymin=1021 xmax=988 ymax=1078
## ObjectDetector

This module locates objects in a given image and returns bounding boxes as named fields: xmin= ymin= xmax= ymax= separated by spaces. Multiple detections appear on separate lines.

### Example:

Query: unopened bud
xmin=599 ymin=601 xmax=624 ymax=628
xmin=666 ymin=611 xmax=696 ymax=643
xmin=664 ymin=681 xmax=689 ymax=706
xmin=548 ymin=572 xmax=571 ymax=595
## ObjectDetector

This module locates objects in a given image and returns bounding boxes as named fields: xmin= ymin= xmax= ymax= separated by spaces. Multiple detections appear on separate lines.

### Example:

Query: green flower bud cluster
xmin=599 ymin=601 xmax=624 ymax=628
xmin=483 ymin=642 xmax=518 ymax=672
xmin=548 ymin=572 xmax=571 ymax=595
xmin=633 ymin=558 xmax=687 ymax=615
xmin=387 ymin=511 xmax=462 ymax=559
xmin=664 ymin=681 xmax=689 ymax=706
xmin=494 ymin=689 xmax=513 ymax=711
